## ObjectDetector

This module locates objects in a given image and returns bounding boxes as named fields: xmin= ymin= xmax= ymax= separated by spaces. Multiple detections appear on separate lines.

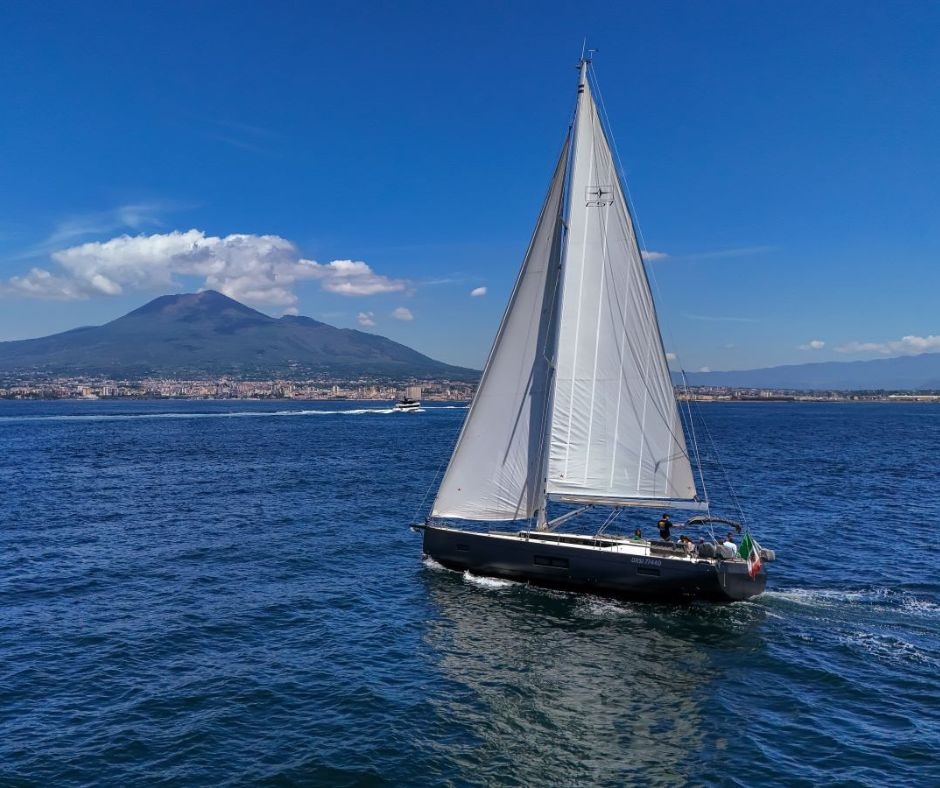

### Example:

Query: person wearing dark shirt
xmin=657 ymin=513 xmax=672 ymax=540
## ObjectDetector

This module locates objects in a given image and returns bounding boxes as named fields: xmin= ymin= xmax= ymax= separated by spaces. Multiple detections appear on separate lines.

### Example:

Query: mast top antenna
xmin=578 ymin=41 xmax=598 ymax=68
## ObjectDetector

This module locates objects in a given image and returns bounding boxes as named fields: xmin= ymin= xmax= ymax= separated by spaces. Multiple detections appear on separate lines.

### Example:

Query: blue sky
xmin=1 ymin=0 xmax=938 ymax=371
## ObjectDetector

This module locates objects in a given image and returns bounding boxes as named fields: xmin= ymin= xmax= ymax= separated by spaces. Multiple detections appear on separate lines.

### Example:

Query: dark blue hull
xmin=420 ymin=525 xmax=766 ymax=603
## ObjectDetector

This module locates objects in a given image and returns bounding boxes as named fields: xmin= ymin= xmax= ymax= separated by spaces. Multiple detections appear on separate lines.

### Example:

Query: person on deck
xmin=717 ymin=534 xmax=738 ymax=559
xmin=679 ymin=535 xmax=696 ymax=555
xmin=657 ymin=513 xmax=672 ymax=541
xmin=631 ymin=528 xmax=644 ymax=541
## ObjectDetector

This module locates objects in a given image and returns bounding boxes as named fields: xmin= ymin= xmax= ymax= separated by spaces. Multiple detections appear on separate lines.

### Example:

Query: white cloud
xmin=699 ymin=366 xmax=711 ymax=373
xmin=799 ymin=339 xmax=825 ymax=350
xmin=0 ymin=229 xmax=407 ymax=309
xmin=357 ymin=311 xmax=375 ymax=327
xmin=0 ymin=268 xmax=89 ymax=301
xmin=6 ymin=202 xmax=182 ymax=263
xmin=318 ymin=259 xmax=406 ymax=296
xmin=835 ymin=335 xmax=940 ymax=355
xmin=641 ymin=250 xmax=669 ymax=262
xmin=43 ymin=203 xmax=168 ymax=248
xmin=391 ymin=307 xmax=413 ymax=321
xmin=665 ymin=352 xmax=677 ymax=361
xmin=470 ymin=286 xmax=487 ymax=297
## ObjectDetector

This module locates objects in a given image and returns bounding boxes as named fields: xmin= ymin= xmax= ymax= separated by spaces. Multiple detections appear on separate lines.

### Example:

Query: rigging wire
xmin=590 ymin=60 xmax=739 ymax=517
xmin=695 ymin=403 xmax=750 ymax=529
xmin=595 ymin=507 xmax=622 ymax=537
xmin=576 ymin=64 xmax=694 ymax=468
xmin=410 ymin=442 xmax=454 ymax=525
xmin=680 ymin=368 xmax=710 ymax=511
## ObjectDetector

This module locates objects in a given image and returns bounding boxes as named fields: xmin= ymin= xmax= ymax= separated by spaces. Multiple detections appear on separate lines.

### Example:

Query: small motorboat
xmin=394 ymin=397 xmax=421 ymax=412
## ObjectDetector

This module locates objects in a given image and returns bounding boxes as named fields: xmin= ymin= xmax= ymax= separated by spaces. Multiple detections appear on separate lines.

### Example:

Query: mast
xmin=534 ymin=57 xmax=589 ymax=531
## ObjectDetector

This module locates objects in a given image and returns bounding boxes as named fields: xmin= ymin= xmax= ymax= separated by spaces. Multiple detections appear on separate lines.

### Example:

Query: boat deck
xmin=428 ymin=524 xmax=736 ymax=566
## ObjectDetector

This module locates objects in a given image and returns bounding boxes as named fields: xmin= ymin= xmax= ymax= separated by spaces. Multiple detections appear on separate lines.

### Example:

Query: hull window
xmin=534 ymin=555 xmax=570 ymax=569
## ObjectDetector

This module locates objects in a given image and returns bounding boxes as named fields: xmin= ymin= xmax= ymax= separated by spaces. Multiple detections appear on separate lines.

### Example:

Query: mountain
xmin=0 ymin=291 xmax=478 ymax=380
xmin=675 ymin=353 xmax=940 ymax=391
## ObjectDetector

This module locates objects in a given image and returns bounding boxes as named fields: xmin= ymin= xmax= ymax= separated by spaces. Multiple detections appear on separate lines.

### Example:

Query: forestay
xmin=545 ymin=65 xmax=700 ymax=507
xmin=431 ymin=141 xmax=568 ymax=521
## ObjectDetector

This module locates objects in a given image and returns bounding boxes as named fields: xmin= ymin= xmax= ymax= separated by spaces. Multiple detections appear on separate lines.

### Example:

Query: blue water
xmin=1 ymin=400 xmax=937 ymax=785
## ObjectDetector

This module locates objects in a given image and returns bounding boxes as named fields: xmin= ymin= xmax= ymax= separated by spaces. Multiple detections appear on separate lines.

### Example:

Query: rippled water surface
xmin=1 ymin=400 xmax=938 ymax=786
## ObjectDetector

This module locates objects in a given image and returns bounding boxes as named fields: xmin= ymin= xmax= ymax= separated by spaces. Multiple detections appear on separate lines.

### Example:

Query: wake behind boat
xmin=413 ymin=57 xmax=774 ymax=603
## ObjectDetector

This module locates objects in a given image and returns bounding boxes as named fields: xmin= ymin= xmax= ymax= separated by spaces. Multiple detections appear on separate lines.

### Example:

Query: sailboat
xmin=414 ymin=58 xmax=773 ymax=603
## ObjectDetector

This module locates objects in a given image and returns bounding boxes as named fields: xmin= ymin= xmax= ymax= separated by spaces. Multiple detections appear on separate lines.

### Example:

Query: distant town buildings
xmin=0 ymin=375 xmax=937 ymax=402
xmin=676 ymin=387 xmax=940 ymax=402
xmin=0 ymin=375 xmax=475 ymax=401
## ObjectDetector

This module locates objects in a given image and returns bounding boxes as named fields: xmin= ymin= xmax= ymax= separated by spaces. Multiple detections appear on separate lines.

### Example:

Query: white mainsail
xmin=545 ymin=64 xmax=700 ymax=508
xmin=430 ymin=141 xmax=568 ymax=521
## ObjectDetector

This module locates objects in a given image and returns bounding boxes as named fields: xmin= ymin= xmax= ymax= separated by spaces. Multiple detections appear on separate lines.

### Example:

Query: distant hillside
xmin=0 ymin=291 xmax=478 ymax=380
xmin=675 ymin=353 xmax=940 ymax=391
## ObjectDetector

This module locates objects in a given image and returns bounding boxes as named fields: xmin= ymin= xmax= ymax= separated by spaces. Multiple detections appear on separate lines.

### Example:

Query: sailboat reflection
xmin=420 ymin=565 xmax=766 ymax=783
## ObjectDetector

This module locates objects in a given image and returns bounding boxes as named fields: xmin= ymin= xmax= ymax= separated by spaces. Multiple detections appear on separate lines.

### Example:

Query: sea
xmin=0 ymin=400 xmax=937 ymax=786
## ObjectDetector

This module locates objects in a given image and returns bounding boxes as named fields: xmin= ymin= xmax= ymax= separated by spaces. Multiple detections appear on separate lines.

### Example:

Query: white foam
xmin=462 ymin=570 xmax=517 ymax=590
xmin=580 ymin=597 xmax=634 ymax=618
xmin=421 ymin=556 xmax=449 ymax=572
xmin=0 ymin=407 xmax=403 ymax=423
xmin=766 ymin=588 xmax=860 ymax=606
xmin=841 ymin=631 xmax=938 ymax=667
xmin=901 ymin=596 xmax=940 ymax=617
xmin=768 ymin=586 xmax=937 ymax=612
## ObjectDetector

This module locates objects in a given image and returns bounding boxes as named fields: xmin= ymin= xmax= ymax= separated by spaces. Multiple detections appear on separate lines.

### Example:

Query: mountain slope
xmin=0 ymin=291 xmax=478 ymax=380
xmin=675 ymin=353 xmax=940 ymax=391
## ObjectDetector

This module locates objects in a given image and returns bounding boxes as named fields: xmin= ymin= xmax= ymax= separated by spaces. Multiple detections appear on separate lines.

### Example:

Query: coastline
xmin=1 ymin=377 xmax=938 ymax=404
xmin=2 ymin=392 xmax=938 ymax=404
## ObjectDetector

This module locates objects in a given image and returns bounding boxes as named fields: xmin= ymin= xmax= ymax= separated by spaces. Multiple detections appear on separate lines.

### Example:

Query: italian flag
xmin=739 ymin=533 xmax=762 ymax=579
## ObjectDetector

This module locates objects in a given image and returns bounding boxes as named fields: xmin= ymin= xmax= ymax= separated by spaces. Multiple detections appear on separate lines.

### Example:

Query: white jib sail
xmin=431 ymin=140 xmax=568 ymax=521
xmin=546 ymin=66 xmax=699 ymax=506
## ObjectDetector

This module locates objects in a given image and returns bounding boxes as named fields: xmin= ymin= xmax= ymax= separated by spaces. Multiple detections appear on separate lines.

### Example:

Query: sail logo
xmin=585 ymin=185 xmax=614 ymax=207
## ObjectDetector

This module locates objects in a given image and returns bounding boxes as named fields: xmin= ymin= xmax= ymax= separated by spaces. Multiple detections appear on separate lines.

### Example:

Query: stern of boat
xmin=715 ymin=561 xmax=767 ymax=601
